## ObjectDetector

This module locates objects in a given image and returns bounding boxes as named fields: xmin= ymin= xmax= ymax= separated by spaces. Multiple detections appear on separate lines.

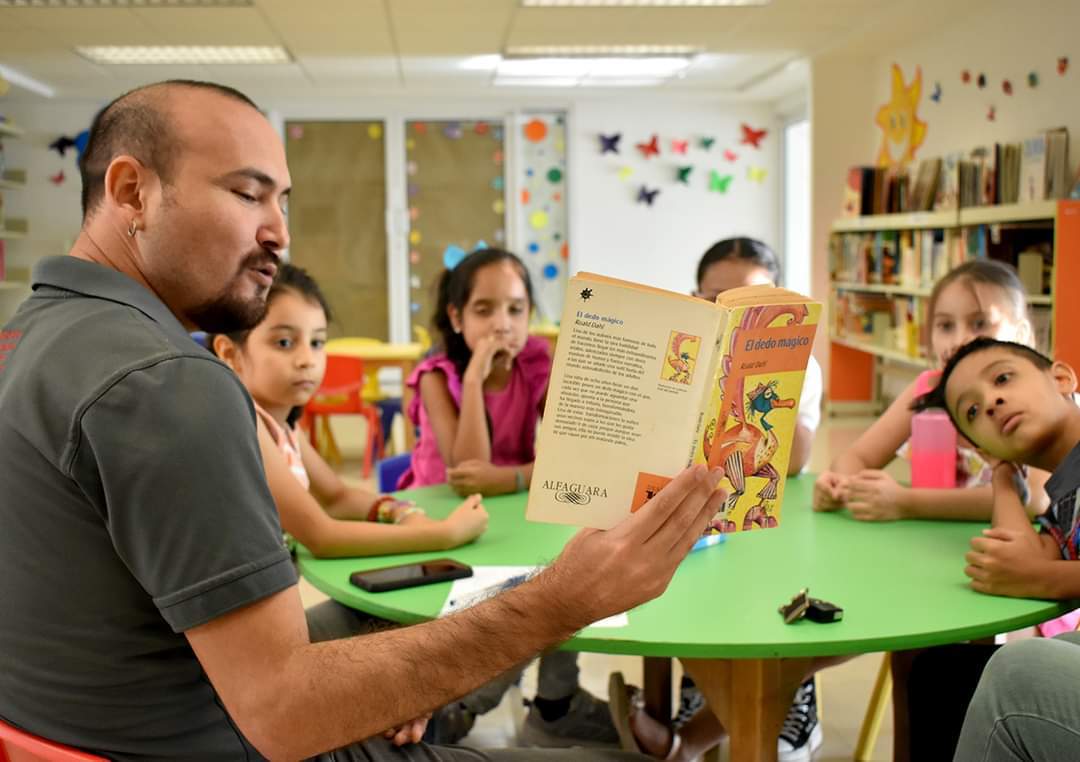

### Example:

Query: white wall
xmin=0 ymin=90 xmax=785 ymax=332
xmin=873 ymin=0 xmax=1080 ymax=177
xmin=567 ymin=97 xmax=781 ymax=294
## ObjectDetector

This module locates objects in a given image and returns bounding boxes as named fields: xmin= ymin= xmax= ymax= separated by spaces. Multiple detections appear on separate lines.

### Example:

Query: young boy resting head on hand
xmin=914 ymin=336 xmax=1080 ymax=599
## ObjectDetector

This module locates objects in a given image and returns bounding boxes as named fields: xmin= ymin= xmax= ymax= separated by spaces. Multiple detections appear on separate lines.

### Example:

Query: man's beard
xmin=188 ymin=254 xmax=275 ymax=334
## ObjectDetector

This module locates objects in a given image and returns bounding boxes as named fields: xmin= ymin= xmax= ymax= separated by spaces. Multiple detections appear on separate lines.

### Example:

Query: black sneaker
xmin=423 ymin=702 xmax=476 ymax=745
xmin=673 ymin=683 xmax=705 ymax=729
xmin=519 ymin=688 xmax=620 ymax=748
xmin=777 ymin=677 xmax=823 ymax=762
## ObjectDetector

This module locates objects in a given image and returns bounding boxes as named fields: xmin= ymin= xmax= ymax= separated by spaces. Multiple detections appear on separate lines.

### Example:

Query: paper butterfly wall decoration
xmin=670 ymin=139 xmax=688 ymax=154
xmin=740 ymin=123 xmax=768 ymax=149
xmin=699 ymin=137 xmax=715 ymax=151
xmin=746 ymin=166 xmax=768 ymax=183
xmin=636 ymin=135 xmax=660 ymax=158
xmin=676 ymin=166 xmax=693 ymax=184
xmin=637 ymin=186 xmax=660 ymax=205
xmin=599 ymin=133 xmax=621 ymax=154
xmin=48 ymin=130 xmax=90 ymax=159
xmin=709 ymin=171 xmax=732 ymax=193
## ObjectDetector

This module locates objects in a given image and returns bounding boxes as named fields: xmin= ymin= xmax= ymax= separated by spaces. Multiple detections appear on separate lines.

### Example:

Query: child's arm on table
xmin=419 ymin=369 xmax=490 ymax=468
xmin=814 ymin=380 xmax=920 ymax=512
xmin=447 ymin=460 xmax=533 ymax=497
xmin=964 ymin=461 xmax=1060 ymax=598
xmin=262 ymin=423 xmax=488 ymax=557
xmin=844 ymin=474 xmax=994 ymax=521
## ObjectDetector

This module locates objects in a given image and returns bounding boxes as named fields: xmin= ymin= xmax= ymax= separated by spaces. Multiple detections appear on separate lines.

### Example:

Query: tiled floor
xmin=308 ymin=413 xmax=906 ymax=759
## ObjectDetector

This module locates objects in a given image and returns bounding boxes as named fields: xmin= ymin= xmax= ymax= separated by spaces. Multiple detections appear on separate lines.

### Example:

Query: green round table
xmin=298 ymin=475 xmax=1067 ymax=761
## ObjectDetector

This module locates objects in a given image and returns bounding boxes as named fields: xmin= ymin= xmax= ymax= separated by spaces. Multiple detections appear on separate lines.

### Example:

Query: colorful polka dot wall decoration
xmin=492 ymin=177 xmax=504 ymax=191
xmin=524 ymin=118 xmax=548 ymax=143
xmin=516 ymin=112 xmax=569 ymax=323
xmin=368 ymin=124 xmax=383 ymax=140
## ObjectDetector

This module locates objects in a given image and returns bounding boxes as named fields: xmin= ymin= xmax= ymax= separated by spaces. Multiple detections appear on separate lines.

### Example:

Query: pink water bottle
xmin=910 ymin=370 xmax=957 ymax=489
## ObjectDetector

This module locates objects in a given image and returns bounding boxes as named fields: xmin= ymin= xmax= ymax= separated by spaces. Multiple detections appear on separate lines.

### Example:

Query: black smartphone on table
xmin=349 ymin=559 xmax=473 ymax=593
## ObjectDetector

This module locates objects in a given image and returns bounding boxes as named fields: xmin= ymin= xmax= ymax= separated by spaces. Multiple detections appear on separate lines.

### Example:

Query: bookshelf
xmin=0 ymin=122 xmax=29 ymax=292
xmin=828 ymin=199 xmax=1080 ymax=412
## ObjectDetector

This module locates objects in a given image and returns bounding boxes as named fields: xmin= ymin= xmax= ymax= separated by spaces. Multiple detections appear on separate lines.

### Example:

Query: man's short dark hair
xmin=79 ymin=80 xmax=259 ymax=220
xmin=911 ymin=337 xmax=1054 ymax=426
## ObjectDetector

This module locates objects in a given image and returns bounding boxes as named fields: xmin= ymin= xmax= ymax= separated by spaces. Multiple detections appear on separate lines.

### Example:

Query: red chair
xmin=0 ymin=717 xmax=105 ymax=762
xmin=301 ymin=355 xmax=384 ymax=478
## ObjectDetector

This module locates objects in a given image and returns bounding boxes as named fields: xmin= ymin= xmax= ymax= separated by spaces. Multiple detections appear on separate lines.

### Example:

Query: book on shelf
xmin=934 ymin=152 xmax=963 ymax=211
xmin=1030 ymin=306 xmax=1052 ymax=356
xmin=841 ymin=167 xmax=866 ymax=218
xmin=910 ymin=158 xmax=942 ymax=212
xmin=1045 ymin=127 xmax=1070 ymax=200
xmin=526 ymin=273 xmax=820 ymax=533
xmin=1020 ymin=135 xmax=1048 ymax=203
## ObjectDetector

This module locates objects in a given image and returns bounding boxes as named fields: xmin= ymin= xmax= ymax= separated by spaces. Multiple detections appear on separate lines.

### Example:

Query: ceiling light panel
xmin=505 ymin=44 xmax=702 ymax=57
xmin=520 ymin=0 xmax=768 ymax=6
xmin=76 ymin=45 xmax=291 ymax=64
xmin=1 ymin=0 xmax=251 ymax=6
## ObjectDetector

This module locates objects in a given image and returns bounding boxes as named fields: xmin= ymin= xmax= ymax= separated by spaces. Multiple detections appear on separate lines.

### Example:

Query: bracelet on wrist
xmin=514 ymin=469 xmax=526 ymax=493
xmin=368 ymin=495 xmax=396 ymax=523
xmin=393 ymin=506 xmax=426 ymax=524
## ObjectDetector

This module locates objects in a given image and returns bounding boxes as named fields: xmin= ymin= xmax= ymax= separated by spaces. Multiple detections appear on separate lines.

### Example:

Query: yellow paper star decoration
xmin=875 ymin=63 xmax=927 ymax=167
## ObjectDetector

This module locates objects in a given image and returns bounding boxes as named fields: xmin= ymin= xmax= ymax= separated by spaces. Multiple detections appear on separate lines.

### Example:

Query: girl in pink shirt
xmin=400 ymin=248 xmax=551 ymax=496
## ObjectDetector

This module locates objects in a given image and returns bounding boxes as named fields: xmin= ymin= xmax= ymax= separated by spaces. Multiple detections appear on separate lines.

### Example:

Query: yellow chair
xmin=413 ymin=325 xmax=432 ymax=353
xmin=855 ymin=655 xmax=892 ymax=761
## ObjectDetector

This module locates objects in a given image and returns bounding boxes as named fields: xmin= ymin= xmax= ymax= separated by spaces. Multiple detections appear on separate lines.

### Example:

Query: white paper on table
xmin=438 ymin=565 xmax=628 ymax=628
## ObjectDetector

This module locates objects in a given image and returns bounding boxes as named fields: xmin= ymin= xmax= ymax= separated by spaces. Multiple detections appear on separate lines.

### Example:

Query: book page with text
xmin=526 ymin=274 xmax=722 ymax=529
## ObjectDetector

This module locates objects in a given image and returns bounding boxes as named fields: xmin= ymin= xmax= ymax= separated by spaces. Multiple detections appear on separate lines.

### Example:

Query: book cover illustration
xmin=661 ymin=331 xmax=701 ymax=385
xmin=696 ymin=302 xmax=820 ymax=533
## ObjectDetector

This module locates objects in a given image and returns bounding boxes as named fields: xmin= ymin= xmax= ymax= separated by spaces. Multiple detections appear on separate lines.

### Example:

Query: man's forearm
xmin=267 ymin=571 xmax=581 ymax=758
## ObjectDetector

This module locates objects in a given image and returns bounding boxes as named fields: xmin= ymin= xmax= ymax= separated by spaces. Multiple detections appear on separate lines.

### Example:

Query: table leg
xmin=681 ymin=656 xmax=813 ymax=762
xmin=642 ymin=656 xmax=672 ymax=723
xmin=400 ymin=359 xmax=416 ymax=451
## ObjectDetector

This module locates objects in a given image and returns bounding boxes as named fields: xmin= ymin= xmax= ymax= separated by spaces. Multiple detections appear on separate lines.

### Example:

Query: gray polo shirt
xmin=0 ymin=257 xmax=297 ymax=760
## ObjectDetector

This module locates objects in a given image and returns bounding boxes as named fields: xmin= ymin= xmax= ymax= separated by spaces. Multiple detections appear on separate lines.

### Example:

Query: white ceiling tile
xmin=257 ymin=0 xmax=395 ymax=56
xmin=130 ymin=7 xmax=281 ymax=46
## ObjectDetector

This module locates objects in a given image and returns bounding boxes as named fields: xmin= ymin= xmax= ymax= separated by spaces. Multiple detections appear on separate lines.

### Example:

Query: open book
xmin=526 ymin=273 xmax=820 ymax=532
